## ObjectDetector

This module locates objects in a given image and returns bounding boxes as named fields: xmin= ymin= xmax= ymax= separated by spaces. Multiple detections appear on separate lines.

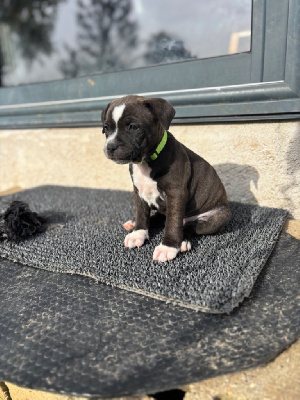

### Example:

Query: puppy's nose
xmin=106 ymin=142 xmax=118 ymax=154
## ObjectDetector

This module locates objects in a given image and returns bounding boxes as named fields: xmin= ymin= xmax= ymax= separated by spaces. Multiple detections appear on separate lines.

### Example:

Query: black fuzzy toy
xmin=0 ymin=201 xmax=47 ymax=242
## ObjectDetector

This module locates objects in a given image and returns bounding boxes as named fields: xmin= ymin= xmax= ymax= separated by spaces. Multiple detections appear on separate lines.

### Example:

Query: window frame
xmin=0 ymin=0 xmax=299 ymax=128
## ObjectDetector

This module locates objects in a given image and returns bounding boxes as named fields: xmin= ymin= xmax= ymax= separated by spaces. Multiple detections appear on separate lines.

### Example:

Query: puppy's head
xmin=102 ymin=95 xmax=175 ymax=164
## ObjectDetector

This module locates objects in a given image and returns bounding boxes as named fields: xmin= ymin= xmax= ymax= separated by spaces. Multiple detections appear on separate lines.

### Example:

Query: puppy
xmin=102 ymin=95 xmax=231 ymax=262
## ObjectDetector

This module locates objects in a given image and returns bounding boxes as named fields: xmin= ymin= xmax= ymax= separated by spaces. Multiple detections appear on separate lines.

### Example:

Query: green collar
xmin=144 ymin=130 xmax=168 ymax=162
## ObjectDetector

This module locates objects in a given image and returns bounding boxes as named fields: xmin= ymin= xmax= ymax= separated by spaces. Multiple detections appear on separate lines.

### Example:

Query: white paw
xmin=124 ymin=229 xmax=149 ymax=248
xmin=153 ymin=244 xmax=179 ymax=262
xmin=123 ymin=220 xmax=135 ymax=231
xmin=180 ymin=240 xmax=192 ymax=252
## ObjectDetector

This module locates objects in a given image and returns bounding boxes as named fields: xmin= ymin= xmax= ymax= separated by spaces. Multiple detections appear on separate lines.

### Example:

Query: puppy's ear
xmin=144 ymin=98 xmax=175 ymax=130
xmin=101 ymin=102 xmax=111 ymax=124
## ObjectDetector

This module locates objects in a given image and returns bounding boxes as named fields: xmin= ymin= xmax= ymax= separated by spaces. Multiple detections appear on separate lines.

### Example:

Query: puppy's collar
xmin=143 ymin=130 xmax=167 ymax=163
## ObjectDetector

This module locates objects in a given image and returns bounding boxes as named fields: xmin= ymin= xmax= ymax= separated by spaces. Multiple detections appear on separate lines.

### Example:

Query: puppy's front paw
xmin=124 ymin=229 xmax=149 ymax=248
xmin=153 ymin=244 xmax=179 ymax=262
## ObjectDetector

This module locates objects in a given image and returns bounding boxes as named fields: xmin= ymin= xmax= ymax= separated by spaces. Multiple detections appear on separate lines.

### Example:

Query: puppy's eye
xmin=102 ymin=125 xmax=108 ymax=134
xmin=129 ymin=123 xmax=139 ymax=131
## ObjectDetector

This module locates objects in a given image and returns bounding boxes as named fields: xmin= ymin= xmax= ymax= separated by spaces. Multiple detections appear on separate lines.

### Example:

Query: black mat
xmin=0 ymin=186 xmax=288 ymax=313
xmin=0 ymin=231 xmax=299 ymax=398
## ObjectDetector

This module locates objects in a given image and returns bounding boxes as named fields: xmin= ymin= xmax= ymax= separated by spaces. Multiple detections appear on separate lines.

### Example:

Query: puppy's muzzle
xmin=104 ymin=141 xmax=131 ymax=164
xmin=105 ymin=141 xmax=118 ymax=158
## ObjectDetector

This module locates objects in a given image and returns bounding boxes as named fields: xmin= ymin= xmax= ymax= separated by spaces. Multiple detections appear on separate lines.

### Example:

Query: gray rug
xmin=0 ymin=185 xmax=288 ymax=313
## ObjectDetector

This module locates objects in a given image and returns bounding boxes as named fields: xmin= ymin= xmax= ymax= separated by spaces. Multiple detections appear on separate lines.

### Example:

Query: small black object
xmin=0 ymin=201 xmax=46 ymax=242
xmin=151 ymin=389 xmax=186 ymax=400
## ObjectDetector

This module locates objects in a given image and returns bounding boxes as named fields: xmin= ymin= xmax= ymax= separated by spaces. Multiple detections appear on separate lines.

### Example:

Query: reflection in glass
xmin=0 ymin=0 xmax=252 ymax=87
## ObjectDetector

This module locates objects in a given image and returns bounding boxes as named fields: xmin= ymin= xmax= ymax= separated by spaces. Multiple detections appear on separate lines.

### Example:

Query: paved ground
xmin=183 ymin=339 xmax=300 ymax=400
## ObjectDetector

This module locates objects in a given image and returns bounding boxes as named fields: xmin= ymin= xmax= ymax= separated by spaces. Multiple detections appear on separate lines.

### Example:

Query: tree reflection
xmin=0 ymin=0 xmax=65 ymax=86
xmin=60 ymin=0 xmax=137 ymax=78
xmin=144 ymin=32 xmax=195 ymax=65
xmin=0 ymin=0 xmax=197 ymax=86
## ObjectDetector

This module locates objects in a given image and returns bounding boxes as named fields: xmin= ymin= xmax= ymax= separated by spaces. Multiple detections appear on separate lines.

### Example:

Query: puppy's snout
xmin=106 ymin=141 xmax=118 ymax=155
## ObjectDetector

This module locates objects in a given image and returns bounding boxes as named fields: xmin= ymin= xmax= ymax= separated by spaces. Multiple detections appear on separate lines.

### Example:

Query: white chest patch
xmin=132 ymin=163 xmax=161 ymax=208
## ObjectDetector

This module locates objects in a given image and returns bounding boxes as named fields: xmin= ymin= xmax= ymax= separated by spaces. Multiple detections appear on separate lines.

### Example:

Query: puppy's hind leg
xmin=123 ymin=220 xmax=135 ymax=231
xmin=184 ymin=205 xmax=231 ymax=235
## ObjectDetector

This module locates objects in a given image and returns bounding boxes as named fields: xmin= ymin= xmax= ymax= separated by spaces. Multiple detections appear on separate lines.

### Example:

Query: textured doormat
xmin=0 ymin=232 xmax=299 ymax=398
xmin=0 ymin=185 xmax=288 ymax=313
